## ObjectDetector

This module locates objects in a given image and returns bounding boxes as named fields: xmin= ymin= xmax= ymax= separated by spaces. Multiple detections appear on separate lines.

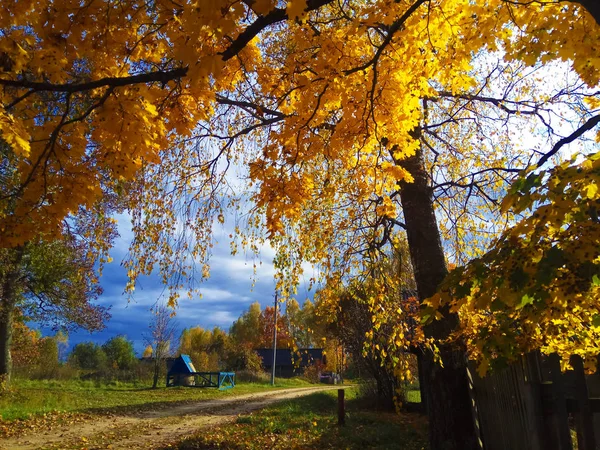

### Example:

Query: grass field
xmin=172 ymin=387 xmax=429 ymax=450
xmin=0 ymin=377 xmax=313 ymax=420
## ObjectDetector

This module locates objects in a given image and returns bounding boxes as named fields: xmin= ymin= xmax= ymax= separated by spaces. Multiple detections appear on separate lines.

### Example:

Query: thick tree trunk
xmin=398 ymin=149 xmax=477 ymax=450
xmin=0 ymin=246 xmax=24 ymax=387
xmin=0 ymin=304 xmax=14 ymax=387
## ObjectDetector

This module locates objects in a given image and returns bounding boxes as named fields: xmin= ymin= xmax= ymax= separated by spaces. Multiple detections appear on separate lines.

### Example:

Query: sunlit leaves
xmin=435 ymin=152 xmax=600 ymax=373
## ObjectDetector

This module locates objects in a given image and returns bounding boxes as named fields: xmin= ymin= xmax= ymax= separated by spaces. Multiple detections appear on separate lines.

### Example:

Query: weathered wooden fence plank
xmin=545 ymin=354 xmax=573 ymax=450
xmin=470 ymin=354 xmax=545 ymax=450
xmin=470 ymin=352 xmax=600 ymax=450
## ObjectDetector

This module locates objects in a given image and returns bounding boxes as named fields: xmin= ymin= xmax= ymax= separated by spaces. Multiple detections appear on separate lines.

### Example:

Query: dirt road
xmin=1 ymin=386 xmax=347 ymax=450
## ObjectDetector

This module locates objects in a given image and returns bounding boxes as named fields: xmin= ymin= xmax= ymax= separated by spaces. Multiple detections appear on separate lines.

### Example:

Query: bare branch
xmin=536 ymin=113 xmax=600 ymax=167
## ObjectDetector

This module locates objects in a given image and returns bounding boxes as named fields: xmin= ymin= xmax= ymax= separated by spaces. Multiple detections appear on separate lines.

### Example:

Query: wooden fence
xmin=469 ymin=352 xmax=600 ymax=450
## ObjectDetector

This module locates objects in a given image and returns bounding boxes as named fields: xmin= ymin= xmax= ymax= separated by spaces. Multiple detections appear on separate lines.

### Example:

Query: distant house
xmin=255 ymin=348 xmax=326 ymax=378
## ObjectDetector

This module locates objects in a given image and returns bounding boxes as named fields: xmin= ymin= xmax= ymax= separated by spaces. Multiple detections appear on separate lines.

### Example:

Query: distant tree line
xmin=10 ymin=291 xmax=415 ymax=400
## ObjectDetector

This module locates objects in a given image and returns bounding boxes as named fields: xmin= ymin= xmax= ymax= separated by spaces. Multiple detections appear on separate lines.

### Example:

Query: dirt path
xmin=1 ymin=386 xmax=347 ymax=450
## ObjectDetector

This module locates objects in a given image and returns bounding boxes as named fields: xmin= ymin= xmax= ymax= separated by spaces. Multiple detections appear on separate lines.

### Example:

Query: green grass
xmin=0 ymin=376 xmax=313 ymax=421
xmin=405 ymin=389 xmax=421 ymax=403
xmin=172 ymin=387 xmax=429 ymax=450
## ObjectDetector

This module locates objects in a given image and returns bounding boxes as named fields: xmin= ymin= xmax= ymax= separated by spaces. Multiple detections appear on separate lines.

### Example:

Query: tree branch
xmin=219 ymin=0 xmax=336 ymax=61
xmin=536 ymin=113 xmax=600 ymax=167
xmin=344 ymin=0 xmax=427 ymax=75
xmin=0 ymin=68 xmax=187 ymax=94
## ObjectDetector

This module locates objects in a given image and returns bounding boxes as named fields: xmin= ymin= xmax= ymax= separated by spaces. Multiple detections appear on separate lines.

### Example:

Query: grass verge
xmin=0 ymin=376 xmax=313 ymax=421
xmin=170 ymin=387 xmax=429 ymax=450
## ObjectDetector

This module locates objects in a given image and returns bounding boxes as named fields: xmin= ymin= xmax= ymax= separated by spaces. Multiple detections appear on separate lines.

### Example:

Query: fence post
xmin=570 ymin=355 xmax=595 ymax=450
xmin=338 ymin=388 xmax=345 ymax=426
xmin=547 ymin=353 xmax=573 ymax=450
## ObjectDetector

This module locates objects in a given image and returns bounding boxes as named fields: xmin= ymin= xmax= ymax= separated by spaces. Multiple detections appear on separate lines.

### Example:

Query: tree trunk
xmin=0 ymin=246 xmax=24 ymax=388
xmin=398 ymin=148 xmax=477 ymax=450
xmin=153 ymin=355 xmax=160 ymax=388
xmin=0 ymin=304 xmax=15 ymax=387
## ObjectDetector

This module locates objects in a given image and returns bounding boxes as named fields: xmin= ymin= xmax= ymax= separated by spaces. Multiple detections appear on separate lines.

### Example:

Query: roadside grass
xmin=0 ymin=376 xmax=313 ymax=421
xmin=171 ymin=387 xmax=429 ymax=450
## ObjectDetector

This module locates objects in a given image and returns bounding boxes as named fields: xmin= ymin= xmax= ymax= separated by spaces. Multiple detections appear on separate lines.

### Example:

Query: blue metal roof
xmin=181 ymin=354 xmax=197 ymax=372
xmin=167 ymin=354 xmax=197 ymax=375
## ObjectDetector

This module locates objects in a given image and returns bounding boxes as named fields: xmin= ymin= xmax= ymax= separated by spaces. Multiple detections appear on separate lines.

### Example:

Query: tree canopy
xmin=2 ymin=0 xmax=599 ymax=447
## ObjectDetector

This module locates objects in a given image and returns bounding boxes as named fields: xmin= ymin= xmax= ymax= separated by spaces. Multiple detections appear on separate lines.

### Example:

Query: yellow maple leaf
xmin=287 ymin=0 xmax=307 ymax=20
xmin=252 ymin=0 xmax=273 ymax=15
xmin=585 ymin=182 xmax=598 ymax=199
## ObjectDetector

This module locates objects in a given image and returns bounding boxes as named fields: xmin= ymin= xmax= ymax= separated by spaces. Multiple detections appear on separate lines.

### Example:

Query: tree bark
xmin=0 ymin=303 xmax=15 ymax=387
xmin=0 ymin=246 xmax=24 ymax=387
xmin=398 ymin=149 xmax=477 ymax=450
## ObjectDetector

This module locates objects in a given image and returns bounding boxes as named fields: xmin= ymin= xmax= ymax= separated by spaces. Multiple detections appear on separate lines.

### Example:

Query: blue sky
xmin=63 ymin=213 xmax=317 ymax=355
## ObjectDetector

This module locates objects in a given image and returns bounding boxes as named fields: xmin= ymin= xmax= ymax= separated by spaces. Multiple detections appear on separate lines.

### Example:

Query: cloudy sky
xmin=65 ymin=212 xmax=317 ymax=355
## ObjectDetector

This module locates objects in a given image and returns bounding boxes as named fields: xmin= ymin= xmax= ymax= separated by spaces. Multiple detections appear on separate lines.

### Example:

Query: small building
xmin=166 ymin=354 xmax=197 ymax=386
xmin=255 ymin=348 xmax=326 ymax=378
xmin=166 ymin=354 xmax=235 ymax=389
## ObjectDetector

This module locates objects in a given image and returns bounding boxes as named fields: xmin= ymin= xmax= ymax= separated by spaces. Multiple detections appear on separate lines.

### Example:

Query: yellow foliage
xmin=435 ymin=152 xmax=600 ymax=372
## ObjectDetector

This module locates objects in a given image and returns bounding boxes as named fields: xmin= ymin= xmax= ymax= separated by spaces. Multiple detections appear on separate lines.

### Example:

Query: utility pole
xmin=271 ymin=290 xmax=278 ymax=386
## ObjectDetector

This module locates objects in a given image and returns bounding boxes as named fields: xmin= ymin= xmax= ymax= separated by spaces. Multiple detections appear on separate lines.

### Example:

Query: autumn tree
xmin=178 ymin=326 xmax=229 ymax=371
xmin=229 ymin=302 xmax=263 ymax=349
xmin=2 ymin=0 xmax=600 ymax=447
xmin=36 ymin=336 xmax=60 ymax=379
xmin=69 ymin=342 xmax=107 ymax=371
xmin=0 ymin=235 xmax=111 ymax=385
xmin=258 ymin=305 xmax=293 ymax=348
xmin=10 ymin=313 xmax=41 ymax=376
xmin=142 ymin=345 xmax=153 ymax=359
xmin=0 ymin=141 xmax=115 ymax=385
xmin=316 ymin=238 xmax=420 ymax=408
xmin=144 ymin=304 xmax=177 ymax=388
xmin=102 ymin=335 xmax=137 ymax=371
xmin=434 ymin=151 xmax=600 ymax=374
xmin=286 ymin=299 xmax=323 ymax=349
xmin=9 ymin=316 xmax=67 ymax=379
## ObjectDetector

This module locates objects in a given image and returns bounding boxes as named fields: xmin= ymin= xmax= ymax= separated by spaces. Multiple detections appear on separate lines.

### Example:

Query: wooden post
xmin=547 ymin=353 xmax=573 ymax=450
xmin=338 ymin=388 xmax=345 ymax=426
xmin=570 ymin=355 xmax=595 ymax=450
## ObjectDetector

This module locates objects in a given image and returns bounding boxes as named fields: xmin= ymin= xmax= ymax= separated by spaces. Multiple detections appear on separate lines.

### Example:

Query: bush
xmin=301 ymin=361 xmax=324 ymax=384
